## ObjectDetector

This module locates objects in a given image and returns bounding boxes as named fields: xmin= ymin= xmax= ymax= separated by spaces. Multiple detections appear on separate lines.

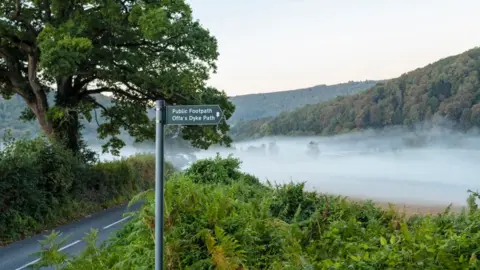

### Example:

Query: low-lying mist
xmin=94 ymin=124 xmax=480 ymax=207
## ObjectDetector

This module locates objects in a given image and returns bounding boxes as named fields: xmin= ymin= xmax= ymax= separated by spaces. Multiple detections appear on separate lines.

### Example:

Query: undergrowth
xmin=0 ymin=136 xmax=173 ymax=245
xmin=34 ymin=154 xmax=480 ymax=269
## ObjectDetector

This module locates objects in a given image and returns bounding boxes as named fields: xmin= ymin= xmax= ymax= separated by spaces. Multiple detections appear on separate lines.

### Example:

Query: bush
xmin=31 ymin=156 xmax=480 ymax=269
xmin=269 ymin=182 xmax=322 ymax=223
xmin=184 ymin=153 xmax=260 ymax=186
xmin=0 ymin=137 xmax=162 ymax=245
xmin=0 ymin=137 xmax=85 ymax=242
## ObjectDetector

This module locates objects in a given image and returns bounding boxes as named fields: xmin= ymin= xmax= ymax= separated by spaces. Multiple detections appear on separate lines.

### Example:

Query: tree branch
xmin=27 ymin=53 xmax=45 ymax=99
xmin=73 ymin=75 xmax=96 ymax=92
xmin=0 ymin=31 xmax=35 ymax=53
xmin=8 ymin=0 xmax=39 ymax=36
xmin=80 ymin=87 xmax=155 ymax=101
xmin=88 ymin=98 xmax=130 ymax=129
xmin=93 ymin=108 xmax=101 ymax=126
xmin=42 ymin=0 xmax=53 ymax=22
xmin=15 ymin=0 xmax=21 ymax=16
xmin=91 ymin=98 xmax=109 ymax=114
xmin=0 ymin=49 xmax=32 ymax=100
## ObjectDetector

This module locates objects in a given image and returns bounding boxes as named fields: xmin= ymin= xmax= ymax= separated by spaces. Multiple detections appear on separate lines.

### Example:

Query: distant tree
xmin=0 ymin=0 xmax=234 ymax=155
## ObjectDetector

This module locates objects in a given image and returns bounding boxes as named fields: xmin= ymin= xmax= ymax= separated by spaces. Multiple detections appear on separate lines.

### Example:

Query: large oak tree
xmin=0 ymin=0 xmax=234 ymax=154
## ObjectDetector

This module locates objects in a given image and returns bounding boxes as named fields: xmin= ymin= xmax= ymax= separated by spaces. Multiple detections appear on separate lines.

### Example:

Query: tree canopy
xmin=0 ymin=0 xmax=234 ymax=155
xmin=231 ymin=47 xmax=480 ymax=139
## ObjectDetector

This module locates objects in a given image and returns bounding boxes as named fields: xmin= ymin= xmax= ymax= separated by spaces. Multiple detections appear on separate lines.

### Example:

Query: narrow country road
xmin=0 ymin=202 xmax=143 ymax=270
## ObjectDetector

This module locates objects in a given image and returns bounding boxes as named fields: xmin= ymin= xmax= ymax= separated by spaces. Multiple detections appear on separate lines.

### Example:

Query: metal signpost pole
xmin=155 ymin=100 xmax=165 ymax=270
xmin=155 ymin=102 xmax=223 ymax=270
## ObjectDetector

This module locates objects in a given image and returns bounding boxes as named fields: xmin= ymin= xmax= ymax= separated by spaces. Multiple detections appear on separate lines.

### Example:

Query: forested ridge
xmin=228 ymin=80 xmax=377 ymax=122
xmin=230 ymin=47 xmax=480 ymax=139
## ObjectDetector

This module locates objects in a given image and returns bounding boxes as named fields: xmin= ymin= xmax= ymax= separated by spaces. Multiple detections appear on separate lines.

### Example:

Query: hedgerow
xmin=0 ymin=136 xmax=171 ymax=245
xmin=34 ymin=155 xmax=480 ymax=269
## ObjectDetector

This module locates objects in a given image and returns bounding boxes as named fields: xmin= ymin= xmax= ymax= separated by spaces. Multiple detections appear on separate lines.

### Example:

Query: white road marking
xmin=14 ymin=259 xmax=39 ymax=270
xmin=14 ymin=240 xmax=82 ymax=270
xmin=58 ymin=240 xmax=82 ymax=251
xmin=102 ymin=216 xmax=131 ymax=230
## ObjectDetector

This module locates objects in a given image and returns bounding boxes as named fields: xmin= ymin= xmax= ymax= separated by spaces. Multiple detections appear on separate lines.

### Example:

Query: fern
xmin=32 ymin=156 xmax=480 ymax=269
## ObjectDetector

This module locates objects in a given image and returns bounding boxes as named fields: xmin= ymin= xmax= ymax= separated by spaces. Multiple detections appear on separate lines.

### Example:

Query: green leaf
xmin=390 ymin=235 xmax=396 ymax=245
xmin=380 ymin=236 xmax=387 ymax=247
xmin=350 ymin=255 xmax=361 ymax=261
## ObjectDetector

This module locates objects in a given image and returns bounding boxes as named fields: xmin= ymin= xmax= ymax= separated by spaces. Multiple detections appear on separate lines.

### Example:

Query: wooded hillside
xmin=231 ymin=47 xmax=480 ymax=139
xmin=228 ymin=81 xmax=377 ymax=122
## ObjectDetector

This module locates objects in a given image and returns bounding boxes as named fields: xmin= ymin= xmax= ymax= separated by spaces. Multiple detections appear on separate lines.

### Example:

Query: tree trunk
xmin=26 ymin=54 xmax=54 ymax=134
xmin=26 ymin=97 xmax=81 ymax=153
xmin=54 ymin=77 xmax=82 ymax=153
xmin=4 ymin=49 xmax=82 ymax=153
xmin=52 ymin=107 xmax=81 ymax=153
xmin=24 ymin=79 xmax=82 ymax=153
xmin=27 ymin=99 xmax=54 ymax=136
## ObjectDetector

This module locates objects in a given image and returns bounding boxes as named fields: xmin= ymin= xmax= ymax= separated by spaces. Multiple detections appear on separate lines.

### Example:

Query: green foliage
xmin=0 ymin=0 xmax=234 ymax=154
xmin=184 ymin=153 xmax=261 ymax=186
xmin=0 ymin=137 xmax=163 ymax=245
xmin=269 ymin=182 xmax=321 ymax=223
xmin=0 ymin=136 xmax=84 ymax=242
xmin=33 ymin=155 xmax=480 ymax=269
xmin=32 ymin=231 xmax=71 ymax=270
xmin=235 ymin=47 xmax=480 ymax=138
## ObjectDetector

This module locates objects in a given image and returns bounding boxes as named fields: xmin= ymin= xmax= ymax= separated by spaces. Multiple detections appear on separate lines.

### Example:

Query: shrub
xmin=269 ymin=182 xmax=320 ymax=223
xmin=0 ymin=137 xmax=85 ymax=241
xmin=184 ymin=153 xmax=260 ymax=186
xmin=0 ymin=137 xmax=162 ymax=245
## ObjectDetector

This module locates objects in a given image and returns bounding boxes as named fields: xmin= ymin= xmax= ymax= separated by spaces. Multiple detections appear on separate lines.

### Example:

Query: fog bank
xmin=196 ymin=127 xmax=480 ymax=206
xmin=97 ymin=125 xmax=480 ymax=206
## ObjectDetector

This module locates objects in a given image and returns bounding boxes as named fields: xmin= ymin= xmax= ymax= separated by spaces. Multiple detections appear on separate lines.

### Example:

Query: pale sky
xmin=186 ymin=0 xmax=480 ymax=96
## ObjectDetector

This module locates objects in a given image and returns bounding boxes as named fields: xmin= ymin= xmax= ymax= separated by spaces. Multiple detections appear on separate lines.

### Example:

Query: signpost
xmin=165 ymin=104 xmax=224 ymax=125
xmin=155 ymin=101 xmax=223 ymax=270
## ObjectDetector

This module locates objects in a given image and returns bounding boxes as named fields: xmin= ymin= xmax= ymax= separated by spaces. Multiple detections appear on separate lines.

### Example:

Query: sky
xmin=186 ymin=0 xmax=480 ymax=96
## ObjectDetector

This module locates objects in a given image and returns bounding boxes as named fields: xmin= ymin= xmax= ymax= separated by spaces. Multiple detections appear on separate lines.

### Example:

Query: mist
xmin=94 ymin=123 xmax=480 ymax=207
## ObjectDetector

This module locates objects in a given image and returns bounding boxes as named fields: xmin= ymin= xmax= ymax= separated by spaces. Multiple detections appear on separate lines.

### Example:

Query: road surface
xmin=0 ymin=202 xmax=142 ymax=270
